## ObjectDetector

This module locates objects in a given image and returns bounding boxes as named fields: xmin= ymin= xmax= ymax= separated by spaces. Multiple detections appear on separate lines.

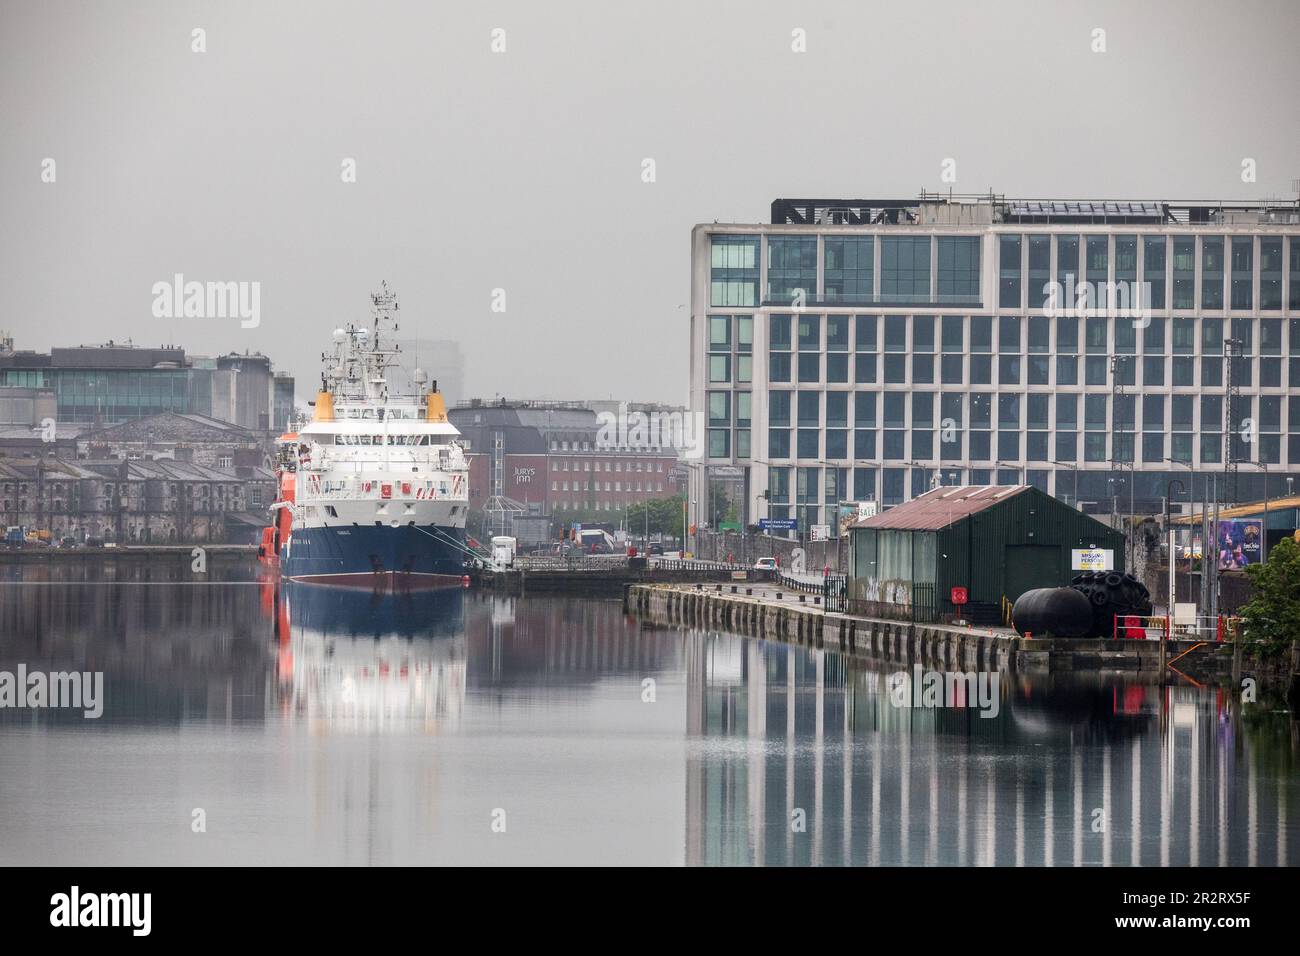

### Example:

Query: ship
xmin=259 ymin=283 xmax=474 ymax=587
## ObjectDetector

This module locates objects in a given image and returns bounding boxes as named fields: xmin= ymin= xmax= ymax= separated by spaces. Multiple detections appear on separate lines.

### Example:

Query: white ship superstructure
xmin=270 ymin=284 xmax=472 ymax=586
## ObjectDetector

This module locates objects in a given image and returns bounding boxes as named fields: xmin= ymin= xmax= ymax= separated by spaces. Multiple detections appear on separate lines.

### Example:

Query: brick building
xmin=449 ymin=399 xmax=684 ymax=517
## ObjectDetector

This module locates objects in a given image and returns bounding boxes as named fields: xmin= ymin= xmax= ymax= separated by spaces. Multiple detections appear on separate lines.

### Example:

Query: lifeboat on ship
xmin=258 ymin=432 xmax=299 ymax=568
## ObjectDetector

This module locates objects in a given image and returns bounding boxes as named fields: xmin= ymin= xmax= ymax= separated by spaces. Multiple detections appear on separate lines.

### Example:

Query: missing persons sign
xmin=1071 ymin=548 xmax=1113 ymax=571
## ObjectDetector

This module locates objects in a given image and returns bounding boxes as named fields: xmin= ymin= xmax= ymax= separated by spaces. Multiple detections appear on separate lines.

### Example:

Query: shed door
xmin=1003 ymin=544 xmax=1063 ymax=603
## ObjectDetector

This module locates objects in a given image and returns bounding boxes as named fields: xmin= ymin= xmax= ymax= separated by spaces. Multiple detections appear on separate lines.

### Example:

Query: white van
xmin=490 ymin=536 xmax=517 ymax=571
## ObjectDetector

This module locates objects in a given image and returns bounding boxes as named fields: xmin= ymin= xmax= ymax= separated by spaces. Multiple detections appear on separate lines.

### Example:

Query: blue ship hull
xmin=282 ymin=524 xmax=469 ymax=586
xmin=283 ymin=580 xmax=466 ymax=638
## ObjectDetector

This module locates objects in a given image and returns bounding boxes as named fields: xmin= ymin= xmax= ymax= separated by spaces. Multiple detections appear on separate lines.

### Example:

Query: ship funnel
xmin=314 ymin=390 xmax=335 ymax=422
xmin=426 ymin=391 xmax=448 ymax=423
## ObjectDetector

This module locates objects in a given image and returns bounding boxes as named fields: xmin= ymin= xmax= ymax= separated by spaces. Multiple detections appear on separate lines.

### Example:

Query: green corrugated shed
xmin=848 ymin=485 xmax=1125 ymax=623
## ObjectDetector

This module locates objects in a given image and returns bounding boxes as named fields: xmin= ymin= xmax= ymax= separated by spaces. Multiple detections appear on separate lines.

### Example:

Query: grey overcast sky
xmin=2 ymin=0 xmax=1298 ymax=407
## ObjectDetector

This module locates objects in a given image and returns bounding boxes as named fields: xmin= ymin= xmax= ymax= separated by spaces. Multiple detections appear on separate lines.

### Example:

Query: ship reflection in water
xmin=0 ymin=572 xmax=1296 ymax=866
xmin=275 ymin=580 xmax=467 ymax=728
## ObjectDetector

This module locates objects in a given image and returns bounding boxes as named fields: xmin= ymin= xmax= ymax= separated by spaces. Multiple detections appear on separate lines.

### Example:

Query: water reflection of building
xmin=683 ymin=632 xmax=1297 ymax=866
xmin=462 ymin=593 xmax=681 ymax=687
xmin=0 ymin=573 xmax=273 ymax=724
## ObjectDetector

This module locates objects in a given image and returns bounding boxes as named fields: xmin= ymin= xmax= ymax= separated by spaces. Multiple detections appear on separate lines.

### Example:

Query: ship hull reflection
xmin=274 ymin=579 xmax=468 ymax=726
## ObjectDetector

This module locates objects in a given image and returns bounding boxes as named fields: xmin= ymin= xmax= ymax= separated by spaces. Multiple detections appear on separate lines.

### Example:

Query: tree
xmin=1240 ymin=536 xmax=1300 ymax=659
xmin=624 ymin=495 xmax=686 ymax=540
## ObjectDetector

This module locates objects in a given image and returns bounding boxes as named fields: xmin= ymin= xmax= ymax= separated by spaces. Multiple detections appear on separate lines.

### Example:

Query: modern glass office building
xmin=689 ymin=194 xmax=1300 ymax=534
xmin=0 ymin=343 xmax=287 ymax=430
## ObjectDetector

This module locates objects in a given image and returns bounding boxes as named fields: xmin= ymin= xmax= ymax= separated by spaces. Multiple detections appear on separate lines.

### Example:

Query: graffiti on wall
xmin=859 ymin=577 xmax=911 ymax=607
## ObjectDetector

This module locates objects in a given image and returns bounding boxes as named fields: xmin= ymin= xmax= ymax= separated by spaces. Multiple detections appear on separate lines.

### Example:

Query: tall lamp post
xmin=903 ymin=461 xmax=932 ymax=500
xmin=1256 ymin=460 xmax=1269 ymax=562
xmin=996 ymin=460 xmax=1026 ymax=486
xmin=1166 ymin=478 xmax=1186 ymax=621
xmin=1048 ymin=459 xmax=1079 ymax=506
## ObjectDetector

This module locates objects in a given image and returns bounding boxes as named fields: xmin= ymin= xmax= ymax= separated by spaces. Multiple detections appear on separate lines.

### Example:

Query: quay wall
xmin=627 ymin=582 xmax=1237 ymax=678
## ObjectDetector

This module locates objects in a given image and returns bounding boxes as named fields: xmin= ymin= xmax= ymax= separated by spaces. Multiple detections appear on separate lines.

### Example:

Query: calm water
xmin=0 ymin=568 xmax=1296 ymax=866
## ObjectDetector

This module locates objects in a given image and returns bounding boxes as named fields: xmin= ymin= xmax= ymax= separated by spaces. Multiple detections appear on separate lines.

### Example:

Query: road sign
xmin=951 ymin=586 xmax=968 ymax=606
xmin=759 ymin=518 xmax=798 ymax=532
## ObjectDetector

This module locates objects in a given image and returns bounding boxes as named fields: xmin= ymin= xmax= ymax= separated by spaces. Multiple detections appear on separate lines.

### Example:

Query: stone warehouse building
xmin=76 ymin=411 xmax=271 ymax=470
xmin=689 ymin=193 xmax=1300 ymax=536
xmin=0 ymin=457 xmax=275 ymax=544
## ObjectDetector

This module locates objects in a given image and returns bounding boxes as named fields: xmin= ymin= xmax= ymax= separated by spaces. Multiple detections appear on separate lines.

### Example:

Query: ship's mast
xmin=321 ymin=282 xmax=408 ymax=404
xmin=364 ymin=281 xmax=403 ymax=402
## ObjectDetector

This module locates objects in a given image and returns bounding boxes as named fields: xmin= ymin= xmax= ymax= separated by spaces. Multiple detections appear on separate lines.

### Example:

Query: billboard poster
xmin=838 ymin=502 xmax=858 ymax=536
xmin=1071 ymin=548 xmax=1113 ymax=571
xmin=1175 ymin=532 xmax=1204 ymax=569
xmin=1217 ymin=519 xmax=1262 ymax=571
xmin=838 ymin=500 xmax=877 ymax=535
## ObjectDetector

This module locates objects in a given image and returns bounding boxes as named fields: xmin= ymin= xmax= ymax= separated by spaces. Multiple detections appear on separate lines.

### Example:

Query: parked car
xmin=58 ymin=536 xmax=79 ymax=549
xmin=754 ymin=557 xmax=778 ymax=571
xmin=85 ymin=537 xmax=104 ymax=548
xmin=648 ymin=543 xmax=664 ymax=556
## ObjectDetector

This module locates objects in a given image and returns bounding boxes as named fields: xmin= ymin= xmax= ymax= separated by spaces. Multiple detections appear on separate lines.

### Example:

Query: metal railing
xmin=298 ymin=474 xmax=466 ymax=502
xmin=655 ymin=557 xmax=747 ymax=573
xmin=505 ymin=554 xmax=756 ymax=575
xmin=776 ymin=569 xmax=845 ymax=593
xmin=514 ymin=554 xmax=630 ymax=572
xmin=1112 ymin=613 xmax=1241 ymax=642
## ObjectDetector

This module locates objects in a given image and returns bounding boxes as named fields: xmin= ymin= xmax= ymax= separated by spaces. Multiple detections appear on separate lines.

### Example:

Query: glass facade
xmin=937 ymin=237 xmax=980 ymax=301
xmin=766 ymin=236 xmax=817 ymax=304
xmin=880 ymin=237 xmax=931 ymax=301
xmin=698 ymin=225 xmax=1300 ymax=520
xmin=709 ymin=236 xmax=759 ymax=307
xmin=54 ymin=369 xmax=191 ymax=423
xmin=823 ymin=237 xmax=873 ymax=301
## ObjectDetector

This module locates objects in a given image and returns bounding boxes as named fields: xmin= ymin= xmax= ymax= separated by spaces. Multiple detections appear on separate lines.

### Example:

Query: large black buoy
xmin=1011 ymin=587 xmax=1095 ymax=638
xmin=1069 ymin=572 xmax=1153 ymax=637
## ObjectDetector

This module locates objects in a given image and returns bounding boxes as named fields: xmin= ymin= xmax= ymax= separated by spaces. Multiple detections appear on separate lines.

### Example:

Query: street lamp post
xmin=996 ymin=461 xmax=1025 ymax=486
xmin=903 ymin=461 xmax=930 ymax=501
xmin=1166 ymin=478 xmax=1186 ymax=622
xmin=1048 ymin=460 xmax=1079 ymax=506
xmin=1257 ymin=460 xmax=1269 ymax=562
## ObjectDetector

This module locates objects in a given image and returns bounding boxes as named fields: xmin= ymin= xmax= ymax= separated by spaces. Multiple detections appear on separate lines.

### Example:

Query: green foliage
xmin=623 ymin=495 xmax=687 ymax=539
xmin=1240 ymin=536 xmax=1300 ymax=658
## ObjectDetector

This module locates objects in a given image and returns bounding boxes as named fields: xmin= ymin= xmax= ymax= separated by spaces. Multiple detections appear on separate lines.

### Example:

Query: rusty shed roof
xmin=849 ymin=485 xmax=1030 ymax=531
